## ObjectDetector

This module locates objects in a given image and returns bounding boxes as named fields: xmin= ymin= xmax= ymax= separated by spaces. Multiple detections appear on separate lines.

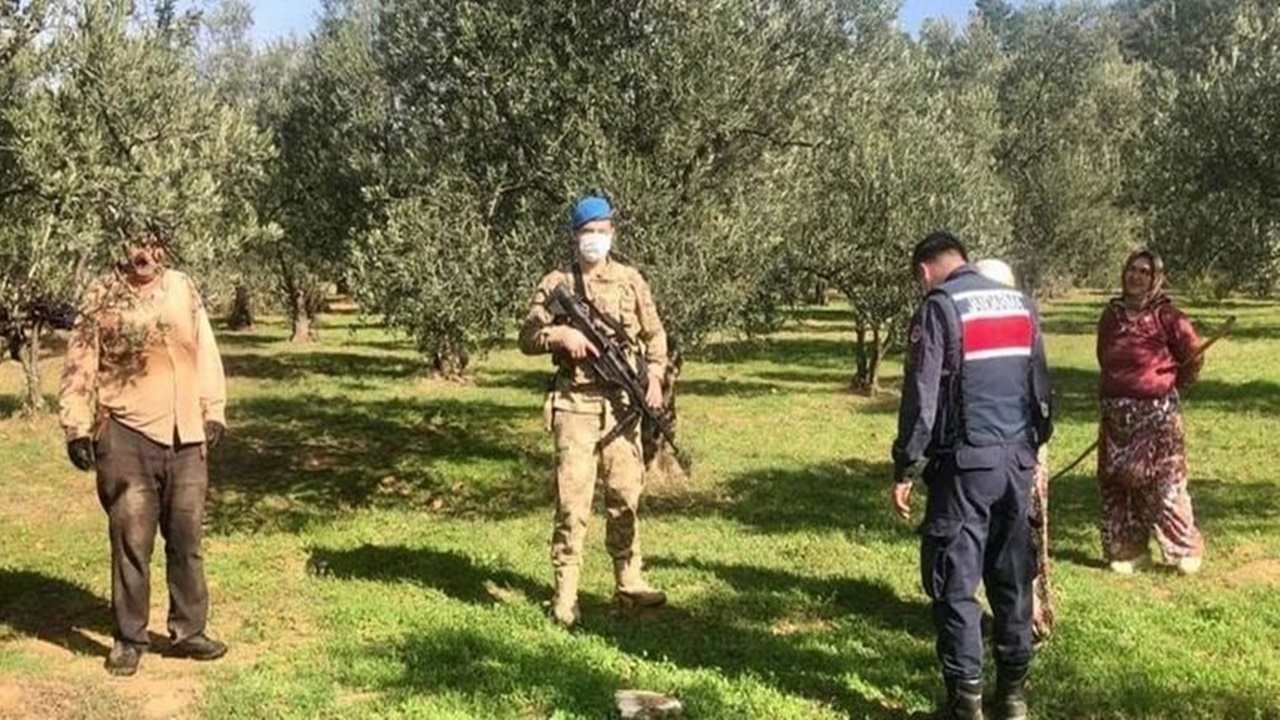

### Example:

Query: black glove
xmin=204 ymin=421 xmax=225 ymax=450
xmin=67 ymin=437 xmax=95 ymax=471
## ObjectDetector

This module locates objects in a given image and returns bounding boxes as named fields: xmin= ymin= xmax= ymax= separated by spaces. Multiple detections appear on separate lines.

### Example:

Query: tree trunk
xmin=20 ymin=322 xmax=45 ymax=415
xmin=867 ymin=324 xmax=886 ymax=395
xmin=279 ymin=253 xmax=317 ymax=344
xmin=430 ymin=342 xmax=471 ymax=380
xmin=810 ymin=278 xmax=828 ymax=306
xmin=289 ymin=288 xmax=316 ymax=344
xmin=852 ymin=323 xmax=871 ymax=393
xmin=228 ymin=284 xmax=255 ymax=331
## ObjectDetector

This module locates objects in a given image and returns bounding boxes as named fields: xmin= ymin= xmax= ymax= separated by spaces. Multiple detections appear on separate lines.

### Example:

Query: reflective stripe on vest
xmin=951 ymin=289 xmax=1035 ymax=362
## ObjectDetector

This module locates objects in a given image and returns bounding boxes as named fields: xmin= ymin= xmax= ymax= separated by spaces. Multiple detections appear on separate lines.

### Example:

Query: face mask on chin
xmin=577 ymin=232 xmax=612 ymax=264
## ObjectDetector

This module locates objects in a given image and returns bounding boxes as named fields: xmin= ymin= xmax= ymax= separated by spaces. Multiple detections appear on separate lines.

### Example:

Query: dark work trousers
xmin=919 ymin=443 xmax=1038 ymax=683
xmin=94 ymin=416 xmax=209 ymax=646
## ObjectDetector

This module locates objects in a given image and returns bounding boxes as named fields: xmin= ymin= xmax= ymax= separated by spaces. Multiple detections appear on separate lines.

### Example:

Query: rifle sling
xmin=571 ymin=263 xmax=630 ymax=341
xmin=597 ymin=404 xmax=643 ymax=451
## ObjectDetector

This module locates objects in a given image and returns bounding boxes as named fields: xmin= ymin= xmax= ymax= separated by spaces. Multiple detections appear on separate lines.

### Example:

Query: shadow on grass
xmin=1042 ymin=366 xmax=1099 ymax=424
xmin=784 ymin=306 xmax=853 ymax=325
xmin=310 ymin=541 xmax=932 ymax=717
xmin=1041 ymin=297 xmax=1280 ymax=341
xmin=306 ymin=545 xmax=546 ymax=605
xmin=1040 ymin=466 xmax=1280 ymax=570
xmin=0 ymin=393 xmax=59 ymax=419
xmin=581 ymin=558 xmax=934 ymax=718
xmin=1036 ymin=654 xmax=1280 ymax=719
xmin=752 ymin=367 xmax=856 ymax=387
xmin=1184 ymin=378 xmax=1280 ymax=415
xmin=1192 ymin=478 xmax=1280 ymax=533
xmin=1043 ymin=363 xmax=1280 ymax=422
xmin=348 ymin=626 xmax=681 ymax=718
xmin=472 ymin=368 xmax=551 ymax=394
xmin=677 ymin=372 xmax=872 ymax=398
xmin=1040 ymin=315 xmax=1101 ymax=336
xmin=649 ymin=556 xmax=933 ymax=638
xmin=344 ymin=335 xmax=520 ymax=356
xmin=674 ymin=378 xmax=788 ymax=398
xmin=207 ymin=393 xmax=551 ymax=534
xmin=220 ymin=350 xmax=421 ymax=382
xmin=698 ymin=335 xmax=854 ymax=369
xmin=478 ymin=367 xmax=855 ymax=399
xmin=647 ymin=459 xmax=905 ymax=538
xmin=0 ymin=568 xmax=112 ymax=656
xmin=214 ymin=331 xmax=286 ymax=349
xmin=301 ymin=477 xmax=1279 ymax=718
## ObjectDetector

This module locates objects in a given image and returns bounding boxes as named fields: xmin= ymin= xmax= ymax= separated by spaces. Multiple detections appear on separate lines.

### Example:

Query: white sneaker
xmin=1176 ymin=556 xmax=1203 ymax=575
xmin=1109 ymin=554 xmax=1150 ymax=574
xmin=1109 ymin=559 xmax=1138 ymax=574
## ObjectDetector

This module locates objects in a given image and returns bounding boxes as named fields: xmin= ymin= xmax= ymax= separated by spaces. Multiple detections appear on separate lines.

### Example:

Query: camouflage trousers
xmin=550 ymin=402 xmax=645 ymax=573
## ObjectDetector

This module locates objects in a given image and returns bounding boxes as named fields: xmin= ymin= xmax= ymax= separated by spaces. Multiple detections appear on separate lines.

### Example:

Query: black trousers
xmin=95 ymin=417 xmax=209 ymax=646
xmin=919 ymin=443 xmax=1037 ymax=682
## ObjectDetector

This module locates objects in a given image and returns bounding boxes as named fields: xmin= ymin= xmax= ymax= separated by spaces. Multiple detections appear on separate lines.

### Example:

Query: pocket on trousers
xmin=919 ymin=515 xmax=963 ymax=601
xmin=954 ymin=445 xmax=1000 ymax=471
xmin=1014 ymin=445 xmax=1038 ymax=471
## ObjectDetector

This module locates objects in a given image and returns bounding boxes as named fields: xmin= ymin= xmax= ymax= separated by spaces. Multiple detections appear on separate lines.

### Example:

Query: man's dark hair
xmin=911 ymin=231 xmax=969 ymax=267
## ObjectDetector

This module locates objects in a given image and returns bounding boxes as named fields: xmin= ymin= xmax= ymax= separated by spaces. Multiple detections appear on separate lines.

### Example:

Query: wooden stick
xmin=1035 ymin=314 xmax=1236 ymax=638
xmin=1048 ymin=314 xmax=1237 ymax=483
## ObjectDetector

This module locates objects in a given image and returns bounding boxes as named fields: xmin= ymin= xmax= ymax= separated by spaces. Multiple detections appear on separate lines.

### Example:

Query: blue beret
xmin=570 ymin=196 xmax=613 ymax=230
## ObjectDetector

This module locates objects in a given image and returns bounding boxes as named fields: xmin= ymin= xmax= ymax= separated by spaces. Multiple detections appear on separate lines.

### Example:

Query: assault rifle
xmin=545 ymin=284 xmax=690 ymax=471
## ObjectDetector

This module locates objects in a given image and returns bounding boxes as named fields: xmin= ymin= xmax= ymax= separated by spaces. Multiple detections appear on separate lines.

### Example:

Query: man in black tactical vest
xmin=890 ymin=232 xmax=1053 ymax=720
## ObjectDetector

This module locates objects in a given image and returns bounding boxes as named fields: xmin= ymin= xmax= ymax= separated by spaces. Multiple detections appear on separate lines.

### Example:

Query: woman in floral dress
xmin=1096 ymin=250 xmax=1205 ymax=574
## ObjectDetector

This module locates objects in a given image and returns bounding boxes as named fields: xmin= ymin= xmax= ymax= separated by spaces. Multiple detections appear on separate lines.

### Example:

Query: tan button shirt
xmin=58 ymin=268 xmax=227 ymax=445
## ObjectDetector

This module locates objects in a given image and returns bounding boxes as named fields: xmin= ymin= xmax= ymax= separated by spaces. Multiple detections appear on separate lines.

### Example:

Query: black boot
xmin=943 ymin=678 xmax=984 ymax=720
xmin=170 ymin=633 xmax=228 ymax=661
xmin=995 ymin=669 xmax=1028 ymax=720
xmin=104 ymin=640 xmax=145 ymax=676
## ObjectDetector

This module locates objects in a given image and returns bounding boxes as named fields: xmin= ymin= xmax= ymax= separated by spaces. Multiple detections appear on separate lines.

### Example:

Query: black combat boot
xmin=943 ymin=678 xmax=984 ymax=720
xmin=994 ymin=668 xmax=1028 ymax=720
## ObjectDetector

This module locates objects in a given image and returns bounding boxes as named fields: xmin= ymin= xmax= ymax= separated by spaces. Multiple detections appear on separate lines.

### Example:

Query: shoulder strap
xmin=571 ymin=262 xmax=629 ymax=340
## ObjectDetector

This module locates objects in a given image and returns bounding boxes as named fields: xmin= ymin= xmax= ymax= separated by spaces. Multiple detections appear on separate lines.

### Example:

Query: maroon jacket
xmin=1097 ymin=295 xmax=1202 ymax=399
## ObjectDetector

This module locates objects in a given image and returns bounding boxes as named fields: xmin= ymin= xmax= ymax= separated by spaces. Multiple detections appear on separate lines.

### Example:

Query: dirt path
xmin=0 ymin=626 xmax=213 ymax=720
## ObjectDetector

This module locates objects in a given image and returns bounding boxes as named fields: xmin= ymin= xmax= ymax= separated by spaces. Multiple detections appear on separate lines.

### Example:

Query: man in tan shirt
xmin=59 ymin=227 xmax=228 ymax=676
xmin=519 ymin=194 xmax=668 ymax=628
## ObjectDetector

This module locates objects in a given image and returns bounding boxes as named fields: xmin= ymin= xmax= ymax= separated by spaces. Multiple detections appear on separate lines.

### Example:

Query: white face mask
xmin=577 ymin=231 xmax=613 ymax=264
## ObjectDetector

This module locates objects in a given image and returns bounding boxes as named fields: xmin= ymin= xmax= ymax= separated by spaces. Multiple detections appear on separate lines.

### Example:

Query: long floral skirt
xmin=1097 ymin=395 xmax=1204 ymax=562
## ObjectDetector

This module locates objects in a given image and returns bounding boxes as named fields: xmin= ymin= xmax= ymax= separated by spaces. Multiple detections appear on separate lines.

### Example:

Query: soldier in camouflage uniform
xmin=519 ymin=194 xmax=668 ymax=628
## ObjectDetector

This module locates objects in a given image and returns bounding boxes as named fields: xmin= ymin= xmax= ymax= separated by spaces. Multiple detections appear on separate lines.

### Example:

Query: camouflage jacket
xmin=519 ymin=260 xmax=667 ymax=412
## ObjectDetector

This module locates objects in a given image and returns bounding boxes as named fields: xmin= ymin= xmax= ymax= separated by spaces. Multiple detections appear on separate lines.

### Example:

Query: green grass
xmin=1 ymin=297 xmax=1278 ymax=719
